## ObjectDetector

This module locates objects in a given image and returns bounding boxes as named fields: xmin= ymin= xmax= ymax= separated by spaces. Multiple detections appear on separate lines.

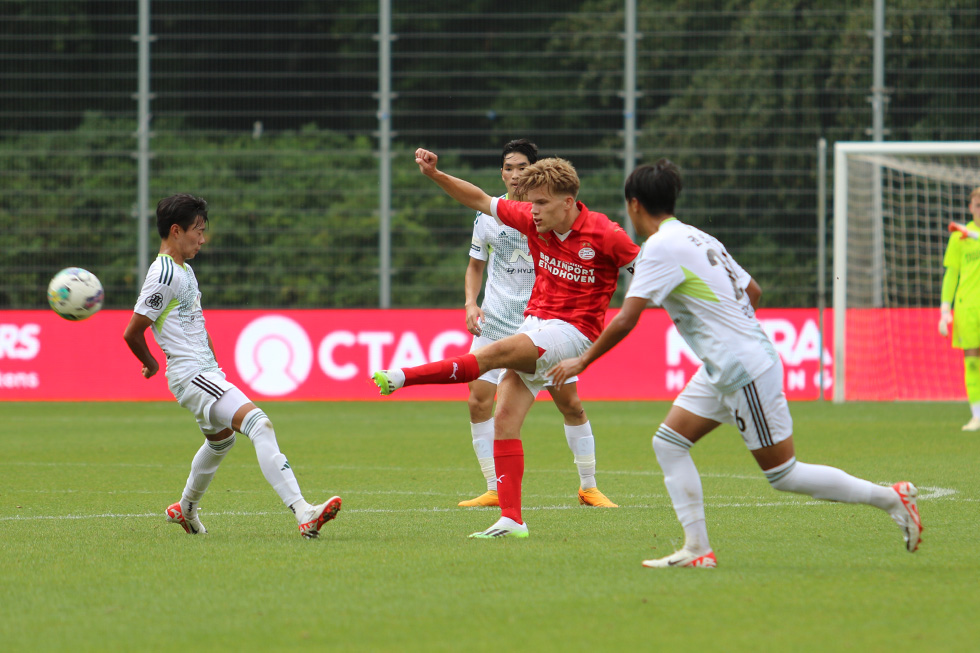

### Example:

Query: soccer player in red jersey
xmin=372 ymin=148 xmax=640 ymax=538
xmin=458 ymin=139 xmax=618 ymax=510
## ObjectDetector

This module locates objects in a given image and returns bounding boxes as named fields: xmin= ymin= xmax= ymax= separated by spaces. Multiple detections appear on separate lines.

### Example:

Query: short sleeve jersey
xmin=134 ymin=254 xmax=218 ymax=393
xmin=626 ymin=218 xmax=778 ymax=393
xmin=943 ymin=220 xmax=980 ymax=307
xmin=470 ymin=203 xmax=536 ymax=341
xmin=491 ymin=197 xmax=640 ymax=342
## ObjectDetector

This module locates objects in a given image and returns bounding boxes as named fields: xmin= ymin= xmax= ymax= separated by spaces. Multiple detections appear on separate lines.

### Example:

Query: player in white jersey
xmin=550 ymin=160 xmax=923 ymax=567
xmin=459 ymin=139 xmax=617 ymax=509
xmin=123 ymin=193 xmax=341 ymax=538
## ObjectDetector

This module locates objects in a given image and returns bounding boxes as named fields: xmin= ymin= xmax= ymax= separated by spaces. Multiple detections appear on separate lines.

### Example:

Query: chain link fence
xmin=2 ymin=1 xmax=978 ymax=310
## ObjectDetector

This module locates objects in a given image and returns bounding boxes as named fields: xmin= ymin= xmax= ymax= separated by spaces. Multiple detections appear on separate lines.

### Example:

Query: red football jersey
xmin=492 ymin=198 xmax=640 ymax=341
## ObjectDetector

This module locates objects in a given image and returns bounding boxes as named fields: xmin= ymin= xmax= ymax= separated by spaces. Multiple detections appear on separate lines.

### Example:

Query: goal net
xmin=833 ymin=142 xmax=980 ymax=401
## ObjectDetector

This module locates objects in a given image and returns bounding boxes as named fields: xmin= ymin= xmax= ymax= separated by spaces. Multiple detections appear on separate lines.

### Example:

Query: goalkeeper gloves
xmin=939 ymin=303 xmax=953 ymax=337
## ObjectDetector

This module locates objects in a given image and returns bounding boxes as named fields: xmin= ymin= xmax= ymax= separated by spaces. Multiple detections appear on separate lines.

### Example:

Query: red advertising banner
xmin=0 ymin=308 xmax=843 ymax=401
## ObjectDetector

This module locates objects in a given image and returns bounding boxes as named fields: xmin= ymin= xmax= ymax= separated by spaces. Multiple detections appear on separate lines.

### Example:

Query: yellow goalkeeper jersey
xmin=942 ymin=220 xmax=980 ymax=307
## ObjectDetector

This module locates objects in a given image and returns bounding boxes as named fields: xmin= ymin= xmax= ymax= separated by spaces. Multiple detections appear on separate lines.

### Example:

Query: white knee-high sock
xmin=470 ymin=418 xmax=497 ymax=491
xmin=181 ymin=434 xmax=236 ymax=518
xmin=765 ymin=458 xmax=899 ymax=511
xmin=240 ymin=408 xmax=308 ymax=515
xmin=565 ymin=421 xmax=597 ymax=490
xmin=653 ymin=425 xmax=710 ymax=553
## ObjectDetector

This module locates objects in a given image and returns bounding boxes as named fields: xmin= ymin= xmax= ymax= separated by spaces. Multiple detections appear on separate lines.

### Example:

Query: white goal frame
xmin=832 ymin=141 xmax=980 ymax=402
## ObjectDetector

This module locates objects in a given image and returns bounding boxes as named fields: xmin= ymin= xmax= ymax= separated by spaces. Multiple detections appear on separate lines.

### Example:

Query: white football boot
xmin=468 ymin=516 xmax=529 ymax=539
xmin=642 ymin=548 xmax=716 ymax=568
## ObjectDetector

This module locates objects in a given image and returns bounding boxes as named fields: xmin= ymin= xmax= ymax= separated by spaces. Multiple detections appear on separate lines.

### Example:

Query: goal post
xmin=833 ymin=142 xmax=980 ymax=402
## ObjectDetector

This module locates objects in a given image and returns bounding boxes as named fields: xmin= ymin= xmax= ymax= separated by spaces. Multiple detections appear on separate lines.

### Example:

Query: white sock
xmin=971 ymin=402 xmax=980 ymax=419
xmin=765 ymin=458 xmax=899 ymax=512
xmin=387 ymin=368 xmax=406 ymax=389
xmin=653 ymin=425 xmax=710 ymax=554
xmin=471 ymin=418 xmax=496 ymax=491
xmin=565 ymin=421 xmax=597 ymax=490
xmin=181 ymin=434 xmax=235 ymax=518
xmin=239 ymin=408 xmax=307 ymax=515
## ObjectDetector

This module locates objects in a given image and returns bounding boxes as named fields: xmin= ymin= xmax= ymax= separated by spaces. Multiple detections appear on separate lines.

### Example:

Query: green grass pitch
xmin=1 ymin=400 xmax=977 ymax=652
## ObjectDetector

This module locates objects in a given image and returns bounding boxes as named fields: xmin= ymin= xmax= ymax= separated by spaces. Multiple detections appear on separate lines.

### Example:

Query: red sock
xmin=402 ymin=353 xmax=481 ymax=387
xmin=494 ymin=439 xmax=524 ymax=524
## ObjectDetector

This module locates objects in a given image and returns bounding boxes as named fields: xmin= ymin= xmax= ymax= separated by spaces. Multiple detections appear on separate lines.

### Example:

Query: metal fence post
xmin=817 ymin=137 xmax=827 ymax=400
xmin=134 ymin=0 xmax=154 ymax=285
xmin=620 ymin=0 xmax=638 ymax=240
xmin=377 ymin=0 xmax=393 ymax=308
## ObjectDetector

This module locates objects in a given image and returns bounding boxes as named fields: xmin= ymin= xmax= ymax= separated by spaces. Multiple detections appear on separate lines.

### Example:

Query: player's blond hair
xmin=514 ymin=157 xmax=579 ymax=200
xmin=970 ymin=186 xmax=980 ymax=202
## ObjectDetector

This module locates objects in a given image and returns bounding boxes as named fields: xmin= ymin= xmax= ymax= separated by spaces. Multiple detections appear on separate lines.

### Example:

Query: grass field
xmin=1 ymin=400 xmax=976 ymax=652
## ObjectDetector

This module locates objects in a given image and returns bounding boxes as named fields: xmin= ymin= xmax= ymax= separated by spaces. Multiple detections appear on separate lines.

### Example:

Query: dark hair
xmin=156 ymin=193 xmax=209 ymax=239
xmin=624 ymin=159 xmax=683 ymax=217
xmin=501 ymin=139 xmax=538 ymax=167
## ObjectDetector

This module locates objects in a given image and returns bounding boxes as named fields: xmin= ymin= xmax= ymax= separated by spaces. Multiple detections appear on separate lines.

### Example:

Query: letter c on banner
xmin=318 ymin=330 xmax=358 ymax=380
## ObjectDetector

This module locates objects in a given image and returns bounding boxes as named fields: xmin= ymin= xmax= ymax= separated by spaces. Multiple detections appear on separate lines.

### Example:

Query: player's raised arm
xmin=415 ymin=148 xmax=494 ymax=216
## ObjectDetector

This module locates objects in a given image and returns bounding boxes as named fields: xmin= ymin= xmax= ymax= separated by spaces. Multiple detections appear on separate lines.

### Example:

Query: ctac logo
xmin=0 ymin=323 xmax=41 ymax=360
xmin=235 ymin=315 xmax=314 ymax=396
xmin=234 ymin=315 xmax=471 ymax=395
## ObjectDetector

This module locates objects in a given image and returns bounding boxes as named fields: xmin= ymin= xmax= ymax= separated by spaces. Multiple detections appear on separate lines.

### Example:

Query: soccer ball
xmin=47 ymin=267 xmax=104 ymax=321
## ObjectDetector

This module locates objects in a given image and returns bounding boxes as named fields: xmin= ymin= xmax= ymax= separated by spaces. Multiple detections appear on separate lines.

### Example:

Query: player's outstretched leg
xmin=890 ymin=482 xmax=923 ymax=553
xmin=166 ymin=502 xmax=207 ymax=535
xmin=238 ymin=407 xmax=342 ymax=538
xmin=373 ymin=355 xmax=483 ymax=396
xmin=641 ymin=549 xmax=716 ymax=568
xmin=763 ymin=456 xmax=924 ymax=553
xmin=298 ymin=496 xmax=342 ymax=539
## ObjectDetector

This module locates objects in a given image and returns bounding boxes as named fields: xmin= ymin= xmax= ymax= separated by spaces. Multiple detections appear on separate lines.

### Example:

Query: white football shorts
xmin=175 ymin=371 xmax=250 ymax=435
xmin=673 ymin=361 xmax=793 ymax=450
xmin=470 ymin=331 xmax=580 ymax=387
xmin=512 ymin=316 xmax=589 ymax=395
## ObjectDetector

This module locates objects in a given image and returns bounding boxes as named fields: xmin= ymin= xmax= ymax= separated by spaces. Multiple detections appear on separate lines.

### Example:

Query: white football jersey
xmin=134 ymin=254 xmax=220 ymax=398
xmin=626 ymin=218 xmax=778 ymax=393
xmin=470 ymin=206 xmax=536 ymax=341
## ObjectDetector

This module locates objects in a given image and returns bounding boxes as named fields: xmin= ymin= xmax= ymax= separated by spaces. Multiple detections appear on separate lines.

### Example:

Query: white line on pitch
xmin=0 ymin=489 xmax=966 ymax=523
xmin=2 ymin=484 xmax=959 ymax=500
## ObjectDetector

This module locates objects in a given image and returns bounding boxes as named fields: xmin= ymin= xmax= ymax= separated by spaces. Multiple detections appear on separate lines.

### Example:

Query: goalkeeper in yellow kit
xmin=940 ymin=186 xmax=980 ymax=431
